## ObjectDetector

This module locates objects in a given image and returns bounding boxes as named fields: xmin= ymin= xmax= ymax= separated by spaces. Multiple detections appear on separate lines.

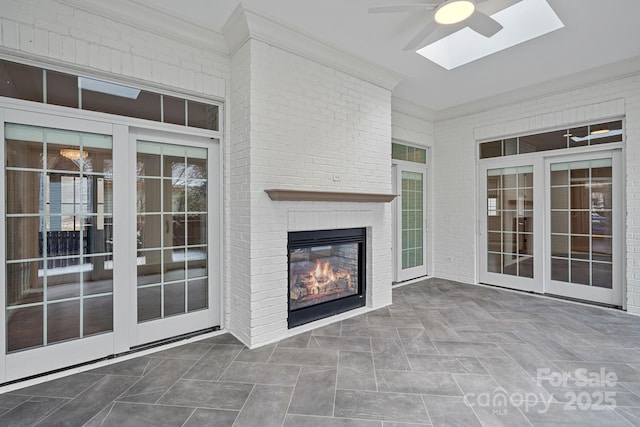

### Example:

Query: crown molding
xmin=222 ymin=4 xmax=250 ymax=56
xmin=435 ymin=55 xmax=640 ymax=122
xmin=56 ymin=0 xmax=228 ymax=56
xmin=392 ymin=98 xmax=435 ymax=121
xmin=222 ymin=5 xmax=406 ymax=91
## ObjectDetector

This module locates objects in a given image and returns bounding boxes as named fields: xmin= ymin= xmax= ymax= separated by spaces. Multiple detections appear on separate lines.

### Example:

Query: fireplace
xmin=288 ymin=227 xmax=365 ymax=328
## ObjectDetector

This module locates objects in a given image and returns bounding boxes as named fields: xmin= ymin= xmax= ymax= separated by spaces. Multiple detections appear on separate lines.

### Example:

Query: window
xmin=392 ymin=143 xmax=427 ymax=163
xmin=479 ymin=120 xmax=623 ymax=159
xmin=0 ymin=59 xmax=220 ymax=131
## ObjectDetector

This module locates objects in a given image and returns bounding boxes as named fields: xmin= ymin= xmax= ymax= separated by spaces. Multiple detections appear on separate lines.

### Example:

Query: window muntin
xmin=392 ymin=143 xmax=427 ymax=164
xmin=0 ymin=59 xmax=220 ymax=131
xmin=550 ymin=159 xmax=613 ymax=288
xmin=401 ymin=171 xmax=425 ymax=269
xmin=479 ymin=120 xmax=623 ymax=159
xmin=136 ymin=141 xmax=209 ymax=322
xmin=486 ymin=166 xmax=534 ymax=278
xmin=5 ymin=123 xmax=114 ymax=353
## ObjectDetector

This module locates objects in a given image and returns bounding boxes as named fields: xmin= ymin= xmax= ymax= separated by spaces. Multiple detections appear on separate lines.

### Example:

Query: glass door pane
xmin=486 ymin=166 xmax=534 ymax=279
xmin=402 ymin=171 xmax=424 ymax=270
xmin=136 ymin=141 xmax=208 ymax=323
xmin=549 ymin=158 xmax=613 ymax=289
xmin=5 ymin=123 xmax=113 ymax=353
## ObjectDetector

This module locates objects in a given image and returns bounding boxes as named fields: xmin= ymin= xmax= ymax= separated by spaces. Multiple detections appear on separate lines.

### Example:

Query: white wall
xmin=392 ymin=99 xmax=435 ymax=147
xmin=434 ymin=74 xmax=640 ymax=313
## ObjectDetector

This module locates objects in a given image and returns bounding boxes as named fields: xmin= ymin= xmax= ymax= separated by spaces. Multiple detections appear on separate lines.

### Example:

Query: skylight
xmin=416 ymin=0 xmax=564 ymax=70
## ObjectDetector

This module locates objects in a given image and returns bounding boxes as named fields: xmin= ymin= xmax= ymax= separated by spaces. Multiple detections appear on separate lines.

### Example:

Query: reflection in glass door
xmin=4 ymin=121 xmax=114 ymax=380
xmin=135 ymin=139 xmax=215 ymax=344
xmin=547 ymin=153 xmax=621 ymax=305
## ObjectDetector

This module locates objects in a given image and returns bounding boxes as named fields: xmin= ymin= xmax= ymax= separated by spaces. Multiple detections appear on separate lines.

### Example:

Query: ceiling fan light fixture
xmin=434 ymin=0 xmax=476 ymax=25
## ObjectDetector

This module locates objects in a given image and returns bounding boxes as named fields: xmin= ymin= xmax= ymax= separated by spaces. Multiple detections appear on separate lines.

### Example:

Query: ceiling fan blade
xmin=411 ymin=22 xmax=466 ymax=50
xmin=403 ymin=19 xmax=439 ymax=51
xmin=368 ymin=4 xmax=437 ymax=14
xmin=465 ymin=11 xmax=503 ymax=37
xmin=476 ymin=0 xmax=522 ymax=16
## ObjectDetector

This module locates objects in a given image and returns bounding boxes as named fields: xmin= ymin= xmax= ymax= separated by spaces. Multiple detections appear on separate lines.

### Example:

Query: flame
xmin=291 ymin=259 xmax=354 ymax=302
xmin=303 ymin=260 xmax=352 ymax=294
xmin=314 ymin=261 xmax=335 ymax=283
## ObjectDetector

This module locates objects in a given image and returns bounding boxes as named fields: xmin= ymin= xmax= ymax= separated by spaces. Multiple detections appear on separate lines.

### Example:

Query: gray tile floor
xmin=3 ymin=278 xmax=640 ymax=426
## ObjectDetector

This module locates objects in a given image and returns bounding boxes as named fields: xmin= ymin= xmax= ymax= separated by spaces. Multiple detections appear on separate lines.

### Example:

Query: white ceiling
xmin=130 ymin=0 xmax=640 ymax=115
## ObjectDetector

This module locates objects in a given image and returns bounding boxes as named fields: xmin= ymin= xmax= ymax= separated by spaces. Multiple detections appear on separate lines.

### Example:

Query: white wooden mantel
xmin=264 ymin=189 xmax=397 ymax=203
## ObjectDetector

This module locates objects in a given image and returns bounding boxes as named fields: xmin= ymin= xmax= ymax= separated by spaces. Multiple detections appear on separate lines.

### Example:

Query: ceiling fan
xmin=369 ymin=0 xmax=522 ymax=51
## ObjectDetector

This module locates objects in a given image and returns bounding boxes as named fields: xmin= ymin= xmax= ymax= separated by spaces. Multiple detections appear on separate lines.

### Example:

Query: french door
xmin=478 ymin=158 xmax=543 ymax=293
xmin=2 ymin=110 xmax=119 ymax=381
xmin=546 ymin=151 xmax=622 ymax=305
xmin=393 ymin=163 xmax=428 ymax=282
xmin=479 ymin=149 xmax=622 ymax=306
xmin=1 ymin=108 xmax=219 ymax=382
xmin=130 ymin=131 xmax=219 ymax=345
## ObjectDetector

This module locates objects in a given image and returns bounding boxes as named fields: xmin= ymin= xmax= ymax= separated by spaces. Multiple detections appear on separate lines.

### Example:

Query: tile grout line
xmin=331 ymin=357 xmax=338 ymax=418
xmin=29 ymin=374 xmax=113 ymax=426
xmin=179 ymin=408 xmax=198 ymax=427
xmin=371 ymin=336 xmax=379 ymax=393
xmin=282 ymin=362 xmax=303 ymax=424
xmin=419 ymin=393 xmax=433 ymax=426
xmin=213 ymin=344 xmax=246 ymax=381
xmin=231 ymin=383 xmax=256 ymax=427
xmin=97 ymin=401 xmax=116 ymax=427
xmin=152 ymin=356 xmax=201 ymax=405
xmin=111 ymin=357 xmax=167 ymax=403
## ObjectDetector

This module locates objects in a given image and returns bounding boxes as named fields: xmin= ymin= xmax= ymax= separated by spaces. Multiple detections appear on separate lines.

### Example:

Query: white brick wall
xmin=0 ymin=0 xmax=229 ymax=97
xmin=392 ymin=109 xmax=434 ymax=146
xmin=434 ymin=74 xmax=640 ymax=313
xmin=227 ymin=41 xmax=252 ymax=343
xmin=238 ymin=39 xmax=394 ymax=347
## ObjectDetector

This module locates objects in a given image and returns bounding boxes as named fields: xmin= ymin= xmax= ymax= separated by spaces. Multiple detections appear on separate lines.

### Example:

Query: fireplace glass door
xmin=290 ymin=242 xmax=359 ymax=310
xmin=288 ymin=228 xmax=365 ymax=328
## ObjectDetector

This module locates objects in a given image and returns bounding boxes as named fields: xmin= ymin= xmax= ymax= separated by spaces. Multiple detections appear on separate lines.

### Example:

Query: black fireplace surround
xmin=288 ymin=227 xmax=366 ymax=328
